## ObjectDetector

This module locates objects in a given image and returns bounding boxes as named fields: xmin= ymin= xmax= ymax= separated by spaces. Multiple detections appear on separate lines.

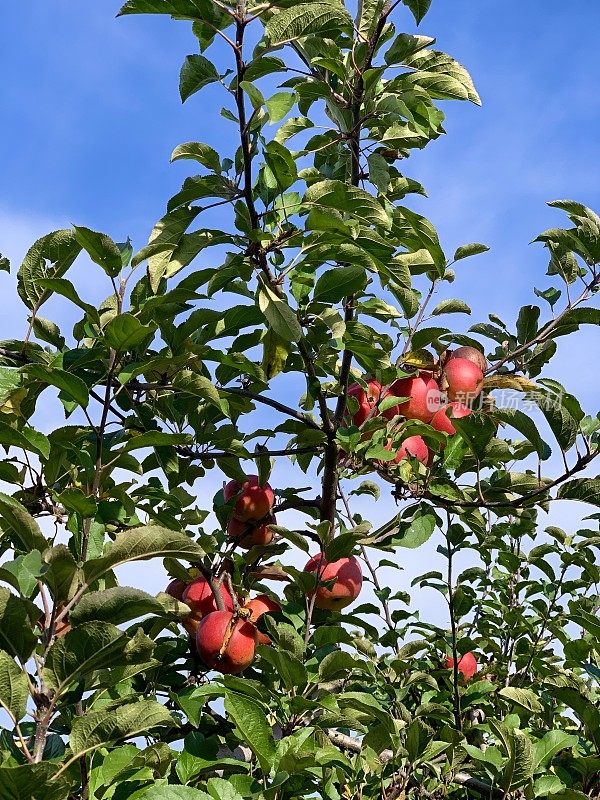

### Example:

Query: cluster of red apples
xmin=166 ymin=476 xmax=364 ymax=674
xmin=346 ymin=347 xmax=487 ymax=468
xmin=162 ymin=348 xmax=487 ymax=676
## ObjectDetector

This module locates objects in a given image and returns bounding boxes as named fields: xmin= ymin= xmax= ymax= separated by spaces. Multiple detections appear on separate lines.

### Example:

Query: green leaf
xmin=264 ymin=141 xmax=298 ymax=191
xmin=0 ymin=493 xmax=48 ymax=552
xmin=170 ymin=141 xmax=221 ymax=172
xmin=104 ymin=313 xmax=155 ymax=352
xmin=532 ymin=730 xmax=578 ymax=771
xmin=17 ymin=230 xmax=81 ymax=311
xmin=70 ymin=699 xmax=175 ymax=759
xmin=0 ymin=255 xmax=9 ymax=273
xmin=516 ymin=304 xmax=540 ymax=344
xmin=531 ymin=391 xmax=578 ymax=451
xmin=266 ymin=3 xmax=353 ymax=45
xmin=70 ymin=586 xmax=182 ymax=626
xmin=266 ymin=92 xmax=296 ymax=123
xmin=172 ymin=370 xmax=224 ymax=412
xmin=83 ymin=525 xmax=204 ymax=585
xmin=167 ymin=175 xmax=239 ymax=212
xmin=224 ymin=692 xmax=276 ymax=772
xmin=452 ymin=413 xmax=497 ymax=460
xmin=179 ymin=54 xmax=219 ymax=102
xmin=257 ymin=277 xmax=303 ymax=341
xmin=43 ymin=623 xmax=154 ymax=692
xmin=1 ymin=551 xmax=43 ymax=598
xmin=262 ymin=330 xmax=290 ymax=380
xmin=493 ymin=408 xmax=549 ymax=460
xmin=0 ymin=651 xmax=28 ymax=721
xmin=239 ymin=80 xmax=264 ymax=110
xmin=305 ymin=180 xmax=391 ymax=230
xmin=31 ymin=317 xmax=64 ymax=348
xmin=431 ymin=299 xmax=471 ymax=316
xmin=557 ymin=479 xmax=600 ymax=508
xmin=43 ymin=546 xmax=81 ymax=603
xmin=36 ymin=278 xmax=100 ymax=321
xmin=401 ymin=0 xmax=432 ymax=24
xmin=385 ymin=33 xmax=435 ymax=65
xmin=453 ymin=243 xmax=490 ymax=261
xmin=0 ymin=764 xmax=72 ymax=800
xmin=395 ymin=206 xmax=445 ymax=272
xmin=313 ymin=266 xmax=367 ymax=304
xmin=136 ymin=788 xmax=212 ymax=800
xmin=142 ymin=206 xmax=201 ymax=291
xmin=0 ymin=421 xmax=51 ymax=460
xmin=27 ymin=365 xmax=90 ymax=408
xmin=501 ymin=727 xmax=535 ymax=791
xmin=401 ymin=49 xmax=481 ymax=105
xmin=55 ymin=488 xmax=98 ymax=517
xmin=498 ymin=687 xmax=542 ymax=714
xmin=395 ymin=513 xmax=436 ymax=549
xmin=357 ymin=0 xmax=385 ymax=37
xmin=259 ymin=646 xmax=308 ymax=692
xmin=0 ymin=588 xmax=37 ymax=662
xmin=74 ymin=226 xmax=123 ymax=277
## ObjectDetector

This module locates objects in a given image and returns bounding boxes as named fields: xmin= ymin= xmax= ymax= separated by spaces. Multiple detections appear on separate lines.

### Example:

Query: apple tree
xmin=0 ymin=1 xmax=599 ymax=798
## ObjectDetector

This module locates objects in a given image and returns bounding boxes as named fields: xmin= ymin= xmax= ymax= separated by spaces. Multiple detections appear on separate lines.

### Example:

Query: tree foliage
xmin=0 ymin=1 xmax=598 ymax=798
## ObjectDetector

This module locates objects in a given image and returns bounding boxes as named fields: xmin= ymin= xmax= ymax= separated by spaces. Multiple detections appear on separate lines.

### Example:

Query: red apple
xmin=244 ymin=595 xmax=281 ymax=646
xmin=196 ymin=610 xmax=258 ymax=674
xmin=431 ymin=402 xmax=472 ymax=436
xmin=346 ymin=380 xmax=382 ymax=426
xmin=448 ymin=346 xmax=487 ymax=373
xmin=388 ymin=374 xmax=441 ymax=422
xmin=395 ymin=435 xmax=429 ymax=464
xmin=227 ymin=516 xmax=275 ymax=549
xmin=183 ymin=577 xmax=234 ymax=617
xmin=444 ymin=652 xmax=478 ymax=681
xmin=224 ymin=474 xmax=275 ymax=522
xmin=165 ymin=578 xmax=187 ymax=602
xmin=304 ymin=554 xmax=363 ymax=611
xmin=444 ymin=358 xmax=483 ymax=403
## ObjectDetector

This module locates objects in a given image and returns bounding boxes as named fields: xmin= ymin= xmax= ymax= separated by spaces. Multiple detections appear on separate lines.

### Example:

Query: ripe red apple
xmin=395 ymin=435 xmax=429 ymax=464
xmin=227 ymin=516 xmax=274 ymax=549
xmin=346 ymin=380 xmax=382 ymax=426
xmin=183 ymin=577 xmax=234 ymax=617
xmin=431 ymin=402 xmax=471 ymax=436
xmin=388 ymin=374 xmax=441 ymax=422
xmin=304 ymin=554 xmax=363 ymax=611
xmin=195 ymin=610 xmax=258 ymax=674
xmin=224 ymin=474 xmax=275 ymax=522
xmin=244 ymin=595 xmax=281 ymax=645
xmin=448 ymin=346 xmax=487 ymax=373
xmin=444 ymin=358 xmax=483 ymax=403
xmin=444 ymin=651 xmax=478 ymax=681
xmin=165 ymin=578 xmax=187 ymax=601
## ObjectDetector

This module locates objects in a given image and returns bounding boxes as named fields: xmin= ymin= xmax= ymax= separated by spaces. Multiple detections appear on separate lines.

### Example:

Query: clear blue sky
xmin=0 ymin=2 xmax=598 ymax=610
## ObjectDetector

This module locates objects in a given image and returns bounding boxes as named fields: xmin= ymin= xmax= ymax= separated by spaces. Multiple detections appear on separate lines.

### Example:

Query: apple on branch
xmin=304 ymin=554 xmax=363 ymax=611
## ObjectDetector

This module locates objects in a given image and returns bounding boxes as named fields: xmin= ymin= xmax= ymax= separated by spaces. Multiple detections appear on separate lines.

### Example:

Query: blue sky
xmin=0 ymin=2 xmax=599 ymax=616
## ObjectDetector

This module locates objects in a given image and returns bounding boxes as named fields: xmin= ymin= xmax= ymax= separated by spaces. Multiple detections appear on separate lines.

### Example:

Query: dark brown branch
xmin=220 ymin=386 xmax=322 ymax=430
